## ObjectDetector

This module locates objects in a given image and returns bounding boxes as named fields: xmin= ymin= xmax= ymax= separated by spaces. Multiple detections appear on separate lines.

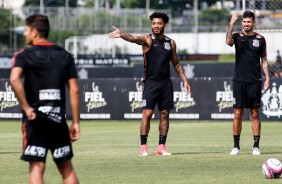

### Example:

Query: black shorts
xmin=21 ymin=116 xmax=73 ymax=163
xmin=142 ymin=79 xmax=174 ymax=111
xmin=233 ymin=81 xmax=262 ymax=108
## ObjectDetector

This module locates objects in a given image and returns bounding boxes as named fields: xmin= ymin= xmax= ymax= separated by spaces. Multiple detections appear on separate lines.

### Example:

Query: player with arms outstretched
xmin=108 ymin=12 xmax=190 ymax=156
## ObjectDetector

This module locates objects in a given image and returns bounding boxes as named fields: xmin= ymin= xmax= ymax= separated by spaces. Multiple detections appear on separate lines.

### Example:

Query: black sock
xmin=159 ymin=135 xmax=167 ymax=145
xmin=253 ymin=135 xmax=260 ymax=148
xmin=233 ymin=135 xmax=240 ymax=149
xmin=140 ymin=135 xmax=148 ymax=145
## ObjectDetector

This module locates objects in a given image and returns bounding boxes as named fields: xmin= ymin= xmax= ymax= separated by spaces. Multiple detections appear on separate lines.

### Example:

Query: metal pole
xmin=146 ymin=0 xmax=150 ymax=14
xmin=95 ymin=0 xmax=99 ymax=11
xmin=40 ymin=0 xmax=44 ymax=14
xmin=65 ymin=0 xmax=69 ymax=15
xmin=242 ymin=0 xmax=246 ymax=12
xmin=253 ymin=0 xmax=256 ymax=14
xmin=194 ymin=0 xmax=198 ymax=54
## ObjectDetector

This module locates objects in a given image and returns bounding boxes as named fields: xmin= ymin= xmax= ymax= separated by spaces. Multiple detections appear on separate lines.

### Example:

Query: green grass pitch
xmin=1 ymin=120 xmax=282 ymax=183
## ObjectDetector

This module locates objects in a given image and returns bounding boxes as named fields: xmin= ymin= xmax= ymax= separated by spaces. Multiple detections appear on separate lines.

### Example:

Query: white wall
xmin=67 ymin=31 xmax=282 ymax=62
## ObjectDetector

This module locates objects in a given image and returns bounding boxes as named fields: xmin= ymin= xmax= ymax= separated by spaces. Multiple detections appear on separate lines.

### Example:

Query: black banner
xmin=1 ymin=78 xmax=282 ymax=121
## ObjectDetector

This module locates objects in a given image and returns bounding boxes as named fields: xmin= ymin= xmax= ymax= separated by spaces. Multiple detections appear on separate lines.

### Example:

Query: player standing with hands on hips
xmin=226 ymin=11 xmax=270 ymax=155
xmin=10 ymin=14 xmax=80 ymax=183
xmin=108 ymin=12 xmax=190 ymax=156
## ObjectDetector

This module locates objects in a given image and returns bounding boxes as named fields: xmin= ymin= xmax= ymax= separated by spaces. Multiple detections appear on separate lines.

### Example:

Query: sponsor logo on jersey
xmin=24 ymin=145 xmax=46 ymax=157
xmin=128 ymin=80 xmax=144 ymax=112
xmin=216 ymin=81 xmax=233 ymax=112
xmin=0 ymin=82 xmax=19 ymax=111
xmin=253 ymin=39 xmax=260 ymax=47
xmin=53 ymin=146 xmax=71 ymax=159
xmin=261 ymin=83 xmax=282 ymax=118
xmin=39 ymin=89 xmax=61 ymax=100
xmin=37 ymin=105 xmax=62 ymax=123
xmin=38 ymin=106 xmax=60 ymax=113
xmin=174 ymin=82 xmax=196 ymax=112
xmin=84 ymin=82 xmax=107 ymax=112
xmin=256 ymin=34 xmax=262 ymax=39
xmin=164 ymin=42 xmax=171 ymax=50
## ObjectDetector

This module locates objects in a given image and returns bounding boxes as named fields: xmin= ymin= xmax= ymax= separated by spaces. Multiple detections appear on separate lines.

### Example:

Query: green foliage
xmin=0 ymin=8 xmax=12 ymax=44
xmin=218 ymin=54 xmax=235 ymax=62
xmin=199 ymin=8 xmax=230 ymax=26
xmin=24 ymin=0 xmax=77 ymax=7
xmin=48 ymin=30 xmax=77 ymax=46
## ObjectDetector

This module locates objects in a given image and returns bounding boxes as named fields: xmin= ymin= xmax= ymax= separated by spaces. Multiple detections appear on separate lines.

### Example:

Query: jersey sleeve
xmin=261 ymin=38 xmax=267 ymax=58
xmin=67 ymin=54 xmax=78 ymax=79
xmin=231 ymin=32 xmax=238 ymax=46
xmin=12 ymin=50 xmax=25 ymax=69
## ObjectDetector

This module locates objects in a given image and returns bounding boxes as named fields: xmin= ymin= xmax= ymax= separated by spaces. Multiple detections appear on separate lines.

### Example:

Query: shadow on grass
xmin=0 ymin=151 xmax=20 ymax=154
xmin=172 ymin=151 xmax=224 ymax=155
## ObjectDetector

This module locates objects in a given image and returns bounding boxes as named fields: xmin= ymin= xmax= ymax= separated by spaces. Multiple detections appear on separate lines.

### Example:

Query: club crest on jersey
xmin=164 ymin=42 xmax=171 ymax=50
xmin=253 ymin=39 xmax=260 ymax=47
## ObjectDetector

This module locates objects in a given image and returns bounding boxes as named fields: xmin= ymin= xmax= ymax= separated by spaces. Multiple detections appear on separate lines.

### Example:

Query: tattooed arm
xmin=170 ymin=39 xmax=191 ymax=95
xmin=108 ymin=26 xmax=149 ymax=45
xmin=261 ymin=56 xmax=270 ymax=91
xmin=226 ymin=12 xmax=238 ymax=46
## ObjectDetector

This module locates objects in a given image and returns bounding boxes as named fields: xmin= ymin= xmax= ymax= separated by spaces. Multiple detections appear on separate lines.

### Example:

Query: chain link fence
xmin=3 ymin=1 xmax=282 ymax=61
xmin=247 ymin=0 xmax=282 ymax=77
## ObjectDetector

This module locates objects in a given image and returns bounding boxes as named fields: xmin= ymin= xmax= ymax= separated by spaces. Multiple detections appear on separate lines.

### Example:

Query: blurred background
xmin=0 ymin=0 xmax=281 ymax=61
xmin=1 ymin=0 xmax=282 ymax=77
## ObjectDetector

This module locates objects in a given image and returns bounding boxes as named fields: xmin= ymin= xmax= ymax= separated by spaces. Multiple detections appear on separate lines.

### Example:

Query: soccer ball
xmin=262 ymin=158 xmax=282 ymax=179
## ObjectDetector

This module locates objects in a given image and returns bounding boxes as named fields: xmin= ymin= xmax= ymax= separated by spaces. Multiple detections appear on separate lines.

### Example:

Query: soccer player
xmin=226 ymin=11 xmax=270 ymax=155
xmin=10 ymin=14 xmax=80 ymax=184
xmin=108 ymin=12 xmax=190 ymax=156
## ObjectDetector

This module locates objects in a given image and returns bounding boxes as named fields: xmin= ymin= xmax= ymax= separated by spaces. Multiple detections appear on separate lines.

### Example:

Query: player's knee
xmin=159 ymin=110 xmax=169 ymax=119
xmin=250 ymin=113 xmax=259 ymax=121
xmin=234 ymin=111 xmax=243 ymax=120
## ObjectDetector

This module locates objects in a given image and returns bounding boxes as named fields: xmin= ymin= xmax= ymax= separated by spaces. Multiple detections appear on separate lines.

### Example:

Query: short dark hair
xmin=149 ymin=12 xmax=169 ymax=23
xmin=243 ymin=11 xmax=255 ymax=21
xmin=25 ymin=14 xmax=50 ymax=38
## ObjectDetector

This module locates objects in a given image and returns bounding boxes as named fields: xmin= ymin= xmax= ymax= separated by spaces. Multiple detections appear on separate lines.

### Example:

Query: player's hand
xmin=229 ymin=12 xmax=238 ymax=26
xmin=69 ymin=122 xmax=80 ymax=142
xmin=108 ymin=26 xmax=121 ymax=38
xmin=184 ymin=82 xmax=191 ymax=95
xmin=263 ymin=79 xmax=270 ymax=92
xmin=24 ymin=107 xmax=36 ymax=120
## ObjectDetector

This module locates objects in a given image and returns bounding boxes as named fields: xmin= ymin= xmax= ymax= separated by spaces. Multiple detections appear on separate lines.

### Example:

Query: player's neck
xmin=33 ymin=37 xmax=49 ymax=44
xmin=153 ymin=33 xmax=164 ymax=40
xmin=243 ymin=30 xmax=255 ymax=36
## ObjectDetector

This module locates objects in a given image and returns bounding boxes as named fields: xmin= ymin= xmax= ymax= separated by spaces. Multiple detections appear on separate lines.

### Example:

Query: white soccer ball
xmin=262 ymin=158 xmax=282 ymax=179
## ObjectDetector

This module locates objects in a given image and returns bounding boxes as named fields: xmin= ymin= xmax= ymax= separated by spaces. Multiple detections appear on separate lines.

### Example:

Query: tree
xmin=24 ymin=0 xmax=77 ymax=7
xmin=0 ymin=8 xmax=23 ymax=54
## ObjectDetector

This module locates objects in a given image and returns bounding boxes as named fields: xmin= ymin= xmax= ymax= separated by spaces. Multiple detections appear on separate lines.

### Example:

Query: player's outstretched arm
xmin=108 ymin=26 xmax=148 ymax=46
xmin=68 ymin=78 xmax=80 ymax=142
xmin=170 ymin=39 xmax=191 ymax=95
xmin=226 ymin=12 xmax=238 ymax=45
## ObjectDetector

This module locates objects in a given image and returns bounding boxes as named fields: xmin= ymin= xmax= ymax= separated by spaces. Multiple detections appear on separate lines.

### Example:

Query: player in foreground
xmin=226 ymin=11 xmax=270 ymax=155
xmin=10 ymin=14 xmax=80 ymax=184
xmin=108 ymin=12 xmax=190 ymax=156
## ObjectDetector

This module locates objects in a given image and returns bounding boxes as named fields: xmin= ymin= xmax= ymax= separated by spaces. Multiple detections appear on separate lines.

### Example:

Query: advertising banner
xmin=0 ymin=81 xmax=22 ymax=119
xmin=1 ymin=78 xmax=281 ymax=121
